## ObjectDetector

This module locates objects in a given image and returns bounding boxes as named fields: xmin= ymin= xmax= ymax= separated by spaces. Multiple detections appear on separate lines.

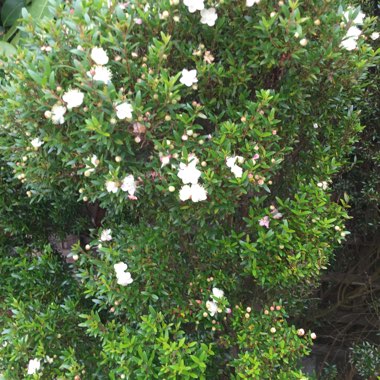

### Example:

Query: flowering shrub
xmin=0 ymin=0 xmax=378 ymax=378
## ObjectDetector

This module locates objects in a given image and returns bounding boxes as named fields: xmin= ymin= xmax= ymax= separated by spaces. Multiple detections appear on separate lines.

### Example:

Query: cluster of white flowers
xmin=45 ymin=88 xmax=84 ymax=125
xmin=226 ymin=156 xmax=244 ymax=178
xmin=180 ymin=69 xmax=198 ymax=87
xmin=183 ymin=0 xmax=218 ymax=26
xmin=105 ymin=175 xmax=137 ymax=198
xmin=205 ymin=287 xmax=225 ymax=317
xmin=87 ymin=47 xmax=112 ymax=84
xmin=340 ymin=8 xmax=365 ymax=51
xmin=114 ymin=262 xmax=133 ymax=286
xmin=178 ymin=155 xmax=207 ymax=202
xmin=27 ymin=358 xmax=41 ymax=375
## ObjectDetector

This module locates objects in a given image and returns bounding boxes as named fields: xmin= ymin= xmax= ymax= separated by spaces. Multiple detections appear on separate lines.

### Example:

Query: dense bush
xmin=0 ymin=0 xmax=378 ymax=378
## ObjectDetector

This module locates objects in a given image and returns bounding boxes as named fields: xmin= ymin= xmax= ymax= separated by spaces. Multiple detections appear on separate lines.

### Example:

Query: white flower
xmin=116 ymin=271 xmax=133 ymax=286
xmin=371 ymin=31 xmax=379 ymax=40
xmin=184 ymin=0 xmax=204 ymax=13
xmin=226 ymin=156 xmax=243 ymax=178
xmin=206 ymin=300 xmax=218 ymax=316
xmin=200 ymin=8 xmax=218 ymax=26
xmin=190 ymin=183 xmax=207 ymax=202
xmin=51 ymin=104 xmax=66 ymax=124
xmin=246 ymin=0 xmax=260 ymax=6
xmin=91 ymin=154 xmax=99 ymax=167
xmin=231 ymin=165 xmax=243 ymax=178
xmin=114 ymin=262 xmax=128 ymax=273
xmin=114 ymin=261 xmax=133 ymax=286
xmin=62 ymin=89 xmax=84 ymax=109
xmin=212 ymin=287 xmax=224 ymax=299
xmin=317 ymin=181 xmax=329 ymax=190
xmin=88 ymin=65 xmax=113 ymax=84
xmin=100 ymin=229 xmax=112 ymax=241
xmin=121 ymin=175 xmax=136 ymax=195
xmin=31 ymin=138 xmax=44 ymax=148
xmin=340 ymin=36 xmax=358 ymax=50
xmin=346 ymin=26 xmax=362 ymax=39
xmin=180 ymin=69 xmax=198 ymax=87
xmin=179 ymin=185 xmax=192 ymax=201
xmin=179 ymin=184 xmax=207 ymax=202
xmin=106 ymin=180 xmax=119 ymax=193
xmin=27 ymin=359 xmax=41 ymax=375
xmin=340 ymin=26 xmax=362 ymax=50
xmin=178 ymin=161 xmax=201 ymax=185
xmin=226 ymin=156 xmax=237 ymax=168
xmin=116 ymin=102 xmax=133 ymax=120
xmin=343 ymin=8 xmax=365 ymax=25
xmin=91 ymin=47 xmax=109 ymax=65
xmin=84 ymin=168 xmax=95 ymax=176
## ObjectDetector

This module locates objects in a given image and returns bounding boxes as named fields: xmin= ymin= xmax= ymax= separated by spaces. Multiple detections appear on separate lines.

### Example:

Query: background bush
xmin=0 ymin=0 xmax=378 ymax=378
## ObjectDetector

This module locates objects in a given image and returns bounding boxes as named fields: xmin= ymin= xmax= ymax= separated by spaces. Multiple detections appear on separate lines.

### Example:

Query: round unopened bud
xmin=241 ymin=116 xmax=247 ymax=122
xmin=153 ymin=94 xmax=159 ymax=100
xmin=115 ymin=156 xmax=122 ymax=163
xmin=334 ymin=225 xmax=341 ymax=231
xmin=26 ymin=190 xmax=32 ymax=197
xmin=79 ymin=188 xmax=85 ymax=194
xmin=198 ymin=139 xmax=204 ymax=145
xmin=314 ymin=19 xmax=321 ymax=26
xmin=203 ymin=312 xmax=208 ymax=317
xmin=201 ymin=161 xmax=207 ymax=167
xmin=245 ymin=313 xmax=250 ymax=319
xmin=56 ymin=86 xmax=62 ymax=92
xmin=173 ymin=153 xmax=179 ymax=159
xmin=212 ymin=319 xmax=216 ymax=324
xmin=110 ymin=307 xmax=115 ymax=313
xmin=278 ymin=0 xmax=284 ymax=5
xmin=22 ymin=156 xmax=28 ymax=162
xmin=74 ymin=375 xmax=80 ymax=380
xmin=276 ymin=305 xmax=281 ymax=310
xmin=270 ymin=306 xmax=275 ymax=311
xmin=173 ymin=15 xmax=180 ymax=22
xmin=73 ymin=254 xmax=79 ymax=261
xmin=311 ymin=332 xmax=317 ymax=340
xmin=297 ymin=328 xmax=305 ymax=336
xmin=110 ymin=118 xmax=117 ymax=125
xmin=270 ymin=327 xmax=276 ymax=333
xmin=44 ymin=110 xmax=52 ymax=119
xmin=83 ymin=196 xmax=88 ymax=202
xmin=186 ymin=129 xmax=193 ymax=136
xmin=246 ymin=307 xmax=252 ymax=313
xmin=165 ymin=115 xmax=171 ymax=121
xmin=211 ymin=326 xmax=216 ymax=331
xmin=85 ymin=244 xmax=91 ymax=251
xmin=181 ymin=135 xmax=188 ymax=141
xmin=162 ymin=10 xmax=169 ymax=19
xmin=294 ymin=32 xmax=300 ymax=38
xmin=168 ymin=186 xmax=175 ymax=192
xmin=135 ymin=136 xmax=141 ymax=143
xmin=270 ymin=11 xmax=276 ymax=17
xmin=300 ymin=38 xmax=308 ymax=46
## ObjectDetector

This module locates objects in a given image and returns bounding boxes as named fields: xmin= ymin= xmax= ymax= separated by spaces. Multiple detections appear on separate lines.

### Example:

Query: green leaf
xmin=28 ymin=0 xmax=51 ymax=20
xmin=0 ymin=41 xmax=17 ymax=56
xmin=1 ymin=0 xmax=25 ymax=27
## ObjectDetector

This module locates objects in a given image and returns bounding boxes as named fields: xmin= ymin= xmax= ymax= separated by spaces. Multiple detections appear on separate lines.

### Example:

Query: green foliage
xmin=0 ymin=0 xmax=378 ymax=378
xmin=349 ymin=341 xmax=380 ymax=378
